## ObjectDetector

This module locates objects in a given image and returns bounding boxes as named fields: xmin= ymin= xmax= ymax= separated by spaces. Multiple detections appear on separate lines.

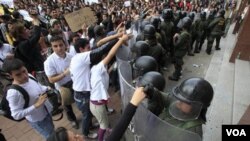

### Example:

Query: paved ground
xmin=0 ymin=24 xmax=241 ymax=141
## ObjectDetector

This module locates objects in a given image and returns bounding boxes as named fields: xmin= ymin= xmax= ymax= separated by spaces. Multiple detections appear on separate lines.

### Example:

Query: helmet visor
xmin=168 ymin=94 xmax=203 ymax=121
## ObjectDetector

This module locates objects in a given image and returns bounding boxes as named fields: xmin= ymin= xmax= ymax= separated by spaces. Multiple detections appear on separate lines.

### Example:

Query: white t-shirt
xmin=89 ymin=38 xmax=95 ymax=49
xmin=90 ymin=61 xmax=110 ymax=101
xmin=0 ymin=43 xmax=13 ymax=68
xmin=44 ymin=52 xmax=72 ymax=90
xmin=69 ymin=45 xmax=77 ymax=56
xmin=6 ymin=75 xmax=48 ymax=122
xmin=70 ymin=52 xmax=91 ymax=92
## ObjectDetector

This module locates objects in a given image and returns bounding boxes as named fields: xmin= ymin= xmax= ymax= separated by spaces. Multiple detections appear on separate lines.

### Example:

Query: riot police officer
xmin=206 ymin=9 xmax=226 ymax=55
xmin=161 ymin=77 xmax=214 ymax=138
xmin=150 ymin=17 xmax=164 ymax=48
xmin=131 ymin=41 xmax=150 ymax=58
xmin=161 ymin=9 xmax=175 ymax=57
xmin=191 ymin=11 xmax=207 ymax=53
xmin=132 ymin=56 xmax=158 ymax=79
xmin=169 ymin=17 xmax=192 ymax=81
xmin=198 ymin=11 xmax=208 ymax=52
xmin=143 ymin=25 xmax=165 ymax=64
xmin=137 ymin=71 xmax=166 ymax=116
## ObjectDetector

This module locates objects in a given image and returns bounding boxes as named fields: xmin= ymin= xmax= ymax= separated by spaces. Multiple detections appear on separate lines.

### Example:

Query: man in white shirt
xmin=3 ymin=58 xmax=54 ymax=139
xmin=44 ymin=36 xmax=78 ymax=129
xmin=69 ymin=36 xmax=119 ymax=139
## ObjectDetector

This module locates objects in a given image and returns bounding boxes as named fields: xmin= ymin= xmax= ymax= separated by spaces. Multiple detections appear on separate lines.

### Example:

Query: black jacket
xmin=14 ymin=26 xmax=44 ymax=72
xmin=106 ymin=103 xmax=137 ymax=141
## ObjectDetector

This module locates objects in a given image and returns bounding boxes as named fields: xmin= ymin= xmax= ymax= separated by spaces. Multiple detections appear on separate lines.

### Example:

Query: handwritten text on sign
xmin=64 ymin=7 xmax=97 ymax=32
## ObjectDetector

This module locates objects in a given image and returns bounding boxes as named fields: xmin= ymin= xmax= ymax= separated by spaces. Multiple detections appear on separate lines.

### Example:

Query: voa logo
xmin=226 ymin=129 xmax=247 ymax=136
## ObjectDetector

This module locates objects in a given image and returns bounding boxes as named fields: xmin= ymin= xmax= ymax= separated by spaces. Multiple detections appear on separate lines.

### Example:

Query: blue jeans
xmin=28 ymin=114 xmax=54 ymax=139
xmin=74 ymin=91 xmax=92 ymax=136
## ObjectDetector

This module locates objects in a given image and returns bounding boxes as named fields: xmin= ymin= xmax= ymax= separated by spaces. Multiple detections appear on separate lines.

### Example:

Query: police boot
xmin=194 ymin=43 xmax=200 ymax=53
xmin=206 ymin=44 xmax=212 ymax=55
xmin=206 ymin=49 xmax=211 ymax=55
xmin=215 ymin=46 xmax=221 ymax=50
xmin=188 ymin=52 xmax=195 ymax=56
xmin=215 ymin=42 xmax=221 ymax=50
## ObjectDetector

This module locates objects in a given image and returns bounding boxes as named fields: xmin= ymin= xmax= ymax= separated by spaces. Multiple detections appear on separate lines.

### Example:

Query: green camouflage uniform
xmin=206 ymin=16 xmax=226 ymax=54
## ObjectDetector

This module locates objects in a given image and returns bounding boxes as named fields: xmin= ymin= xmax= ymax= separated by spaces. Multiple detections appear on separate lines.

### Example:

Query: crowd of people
xmin=0 ymin=0 xmax=240 ymax=141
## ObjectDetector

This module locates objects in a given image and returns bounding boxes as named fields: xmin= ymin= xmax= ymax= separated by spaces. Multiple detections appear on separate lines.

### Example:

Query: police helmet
xmin=200 ymin=11 xmax=207 ymax=20
xmin=180 ymin=17 xmax=192 ymax=30
xmin=137 ymin=71 xmax=165 ymax=92
xmin=133 ymin=56 xmax=158 ymax=78
xmin=188 ymin=12 xmax=196 ymax=21
xmin=140 ymin=20 xmax=150 ymax=32
xmin=150 ymin=17 xmax=161 ymax=30
xmin=162 ymin=9 xmax=173 ymax=20
xmin=169 ymin=77 xmax=214 ymax=121
xmin=143 ymin=24 xmax=156 ymax=39
xmin=131 ymin=41 xmax=150 ymax=57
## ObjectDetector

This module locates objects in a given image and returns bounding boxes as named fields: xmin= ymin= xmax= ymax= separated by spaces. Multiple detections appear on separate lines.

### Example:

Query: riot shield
xmin=118 ymin=62 xmax=202 ymax=141
xmin=133 ymin=104 xmax=202 ymax=141
xmin=115 ymin=25 xmax=137 ymax=65
xmin=118 ymin=62 xmax=134 ymax=109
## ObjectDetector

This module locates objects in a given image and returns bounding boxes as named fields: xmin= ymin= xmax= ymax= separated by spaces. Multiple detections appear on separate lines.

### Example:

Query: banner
xmin=64 ymin=7 xmax=97 ymax=32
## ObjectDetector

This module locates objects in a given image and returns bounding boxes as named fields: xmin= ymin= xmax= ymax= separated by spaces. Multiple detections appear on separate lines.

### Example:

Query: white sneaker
xmin=86 ymin=132 xmax=98 ymax=139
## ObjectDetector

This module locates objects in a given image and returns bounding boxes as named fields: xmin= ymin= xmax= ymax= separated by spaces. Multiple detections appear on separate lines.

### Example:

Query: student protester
xmin=2 ymin=58 xmax=54 ymax=139
xmin=90 ymin=33 xmax=132 ymax=141
xmin=44 ymin=36 xmax=78 ymax=129
xmin=9 ymin=11 xmax=48 ymax=85
xmin=69 ymin=34 xmax=120 ymax=138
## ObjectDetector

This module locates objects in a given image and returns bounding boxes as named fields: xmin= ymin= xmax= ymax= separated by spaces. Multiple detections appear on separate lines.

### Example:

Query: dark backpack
xmin=0 ymin=76 xmax=38 ymax=122
xmin=0 ymin=84 xmax=30 ymax=122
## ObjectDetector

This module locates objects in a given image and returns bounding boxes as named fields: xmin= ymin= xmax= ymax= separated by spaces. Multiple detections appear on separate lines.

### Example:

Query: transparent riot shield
xmin=118 ymin=62 xmax=134 ymax=109
xmin=118 ymin=62 xmax=202 ymax=141
xmin=115 ymin=24 xmax=137 ymax=66
xmin=133 ymin=104 xmax=202 ymax=141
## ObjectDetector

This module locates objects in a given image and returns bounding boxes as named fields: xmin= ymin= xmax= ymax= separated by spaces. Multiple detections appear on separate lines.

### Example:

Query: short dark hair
xmin=47 ymin=127 xmax=68 ymax=141
xmin=50 ymin=35 xmax=65 ymax=44
xmin=69 ymin=32 xmax=79 ymax=43
xmin=2 ymin=58 xmax=25 ymax=74
xmin=74 ymin=38 xmax=89 ymax=53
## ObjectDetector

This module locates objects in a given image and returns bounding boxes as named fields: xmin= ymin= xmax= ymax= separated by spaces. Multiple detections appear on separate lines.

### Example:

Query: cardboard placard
xmin=64 ymin=7 xmax=97 ymax=32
